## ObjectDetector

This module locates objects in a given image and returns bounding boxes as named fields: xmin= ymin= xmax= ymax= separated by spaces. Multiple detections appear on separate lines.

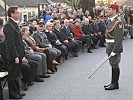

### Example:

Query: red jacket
xmin=73 ymin=25 xmax=85 ymax=40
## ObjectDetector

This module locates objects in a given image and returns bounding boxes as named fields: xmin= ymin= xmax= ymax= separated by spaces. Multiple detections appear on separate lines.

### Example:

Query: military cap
xmin=109 ymin=4 xmax=119 ymax=9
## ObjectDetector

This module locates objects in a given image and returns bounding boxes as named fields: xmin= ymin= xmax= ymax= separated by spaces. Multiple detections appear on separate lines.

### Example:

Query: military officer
xmin=104 ymin=4 xmax=124 ymax=90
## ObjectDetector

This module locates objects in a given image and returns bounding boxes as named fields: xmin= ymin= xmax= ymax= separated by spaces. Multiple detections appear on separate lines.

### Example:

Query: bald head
xmin=84 ymin=18 xmax=89 ymax=25
xmin=64 ymin=19 xmax=69 ymax=27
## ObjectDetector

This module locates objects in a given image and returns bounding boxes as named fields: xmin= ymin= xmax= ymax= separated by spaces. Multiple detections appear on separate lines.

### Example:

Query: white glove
xmin=110 ymin=52 xmax=116 ymax=56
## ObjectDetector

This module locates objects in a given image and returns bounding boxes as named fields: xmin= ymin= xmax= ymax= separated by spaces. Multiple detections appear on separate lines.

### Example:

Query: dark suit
xmin=21 ymin=59 xmax=37 ymax=86
xmin=82 ymin=24 xmax=97 ymax=47
xmin=44 ymin=31 xmax=58 ymax=46
xmin=60 ymin=26 xmax=79 ymax=55
xmin=61 ymin=26 xmax=73 ymax=41
xmin=3 ymin=18 xmax=25 ymax=97
xmin=82 ymin=24 xmax=92 ymax=36
xmin=45 ymin=31 xmax=68 ymax=57
xmin=53 ymin=29 xmax=67 ymax=42
xmin=90 ymin=23 xmax=105 ymax=46
xmin=98 ymin=21 xmax=106 ymax=43
xmin=98 ymin=22 xmax=106 ymax=34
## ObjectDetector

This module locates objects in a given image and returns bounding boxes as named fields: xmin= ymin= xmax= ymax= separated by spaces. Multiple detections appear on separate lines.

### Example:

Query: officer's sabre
xmin=88 ymin=55 xmax=112 ymax=78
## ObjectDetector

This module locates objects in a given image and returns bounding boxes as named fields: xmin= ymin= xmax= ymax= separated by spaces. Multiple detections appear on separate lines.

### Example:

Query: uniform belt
xmin=106 ymin=39 xmax=114 ymax=43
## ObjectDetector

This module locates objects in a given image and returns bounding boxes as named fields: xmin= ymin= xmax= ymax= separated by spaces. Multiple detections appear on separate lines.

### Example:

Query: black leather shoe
xmin=74 ymin=53 xmax=78 ymax=57
xmin=28 ymin=82 xmax=34 ymax=86
xmin=54 ymin=66 xmax=58 ymax=72
xmin=23 ymin=83 xmax=28 ymax=91
xmin=19 ymin=93 xmax=26 ymax=96
xmin=39 ymin=75 xmax=50 ymax=78
xmin=104 ymin=83 xmax=111 ymax=88
xmin=87 ymin=49 xmax=92 ymax=53
xmin=9 ymin=95 xmax=23 ymax=99
xmin=105 ymin=83 xmax=119 ymax=90
xmin=34 ymin=77 xmax=44 ymax=82
xmin=101 ymin=45 xmax=106 ymax=47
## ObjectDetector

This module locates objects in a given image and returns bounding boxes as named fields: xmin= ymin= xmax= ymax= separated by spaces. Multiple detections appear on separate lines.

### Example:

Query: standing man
xmin=104 ymin=4 xmax=124 ymax=90
xmin=3 ymin=7 xmax=27 ymax=99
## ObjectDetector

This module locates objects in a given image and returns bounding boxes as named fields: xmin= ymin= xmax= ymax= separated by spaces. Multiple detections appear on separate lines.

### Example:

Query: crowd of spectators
xmin=0 ymin=2 xmax=133 ymax=99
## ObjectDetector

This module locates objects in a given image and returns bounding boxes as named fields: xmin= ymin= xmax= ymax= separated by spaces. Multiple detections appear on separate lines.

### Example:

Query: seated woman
xmin=73 ymin=19 xmax=92 ymax=53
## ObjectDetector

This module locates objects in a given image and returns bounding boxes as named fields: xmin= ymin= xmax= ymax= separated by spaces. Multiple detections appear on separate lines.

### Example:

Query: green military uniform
xmin=106 ymin=15 xmax=124 ymax=68
xmin=105 ymin=15 xmax=124 ymax=90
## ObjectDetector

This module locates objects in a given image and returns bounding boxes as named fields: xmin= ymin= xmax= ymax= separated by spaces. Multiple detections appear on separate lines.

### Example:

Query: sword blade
xmin=88 ymin=55 xmax=111 ymax=78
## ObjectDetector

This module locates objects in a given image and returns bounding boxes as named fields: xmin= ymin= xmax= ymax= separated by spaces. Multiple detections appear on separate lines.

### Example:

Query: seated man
xmin=21 ymin=26 xmax=53 ymax=75
xmin=46 ymin=21 xmax=68 ymax=60
xmin=90 ymin=17 xmax=105 ymax=47
xmin=22 ymin=39 xmax=45 ymax=82
xmin=53 ymin=21 xmax=73 ymax=59
xmin=82 ymin=18 xmax=97 ymax=49
xmin=32 ymin=22 xmax=61 ymax=73
xmin=127 ymin=24 xmax=133 ymax=39
xmin=21 ymin=59 xmax=38 ymax=90
xmin=60 ymin=19 xmax=80 ymax=57
xmin=28 ymin=20 xmax=37 ymax=35
xmin=98 ymin=16 xmax=106 ymax=44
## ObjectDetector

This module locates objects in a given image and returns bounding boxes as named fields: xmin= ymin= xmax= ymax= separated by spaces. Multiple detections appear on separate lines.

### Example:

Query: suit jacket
xmin=3 ymin=18 xmax=25 ymax=79
xmin=3 ymin=18 xmax=25 ymax=62
xmin=98 ymin=22 xmax=106 ymax=34
xmin=32 ymin=30 xmax=50 ymax=48
xmin=45 ymin=31 xmax=58 ymax=46
xmin=82 ymin=24 xmax=93 ymax=35
xmin=53 ymin=28 xmax=67 ymax=42
xmin=90 ymin=23 xmax=101 ymax=34
xmin=60 ymin=26 xmax=73 ymax=41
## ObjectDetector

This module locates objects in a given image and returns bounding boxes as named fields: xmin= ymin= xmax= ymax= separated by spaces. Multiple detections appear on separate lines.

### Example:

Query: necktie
xmin=66 ymin=27 xmax=70 ymax=34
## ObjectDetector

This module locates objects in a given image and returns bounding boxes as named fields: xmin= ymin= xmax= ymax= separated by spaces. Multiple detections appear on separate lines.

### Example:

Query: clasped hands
xmin=15 ymin=57 xmax=28 ymax=64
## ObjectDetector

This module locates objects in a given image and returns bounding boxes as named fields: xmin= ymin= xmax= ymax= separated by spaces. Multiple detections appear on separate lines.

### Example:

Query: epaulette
xmin=118 ymin=17 xmax=125 ymax=32
xmin=106 ymin=18 xmax=124 ymax=33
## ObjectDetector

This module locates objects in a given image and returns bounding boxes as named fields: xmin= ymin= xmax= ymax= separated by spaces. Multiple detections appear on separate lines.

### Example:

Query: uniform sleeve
xmin=113 ymin=22 xmax=124 ymax=53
